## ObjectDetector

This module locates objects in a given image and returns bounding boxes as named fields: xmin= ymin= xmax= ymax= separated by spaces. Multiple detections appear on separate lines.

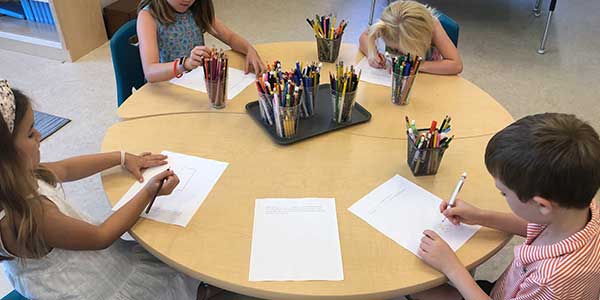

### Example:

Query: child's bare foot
xmin=196 ymin=282 xmax=223 ymax=300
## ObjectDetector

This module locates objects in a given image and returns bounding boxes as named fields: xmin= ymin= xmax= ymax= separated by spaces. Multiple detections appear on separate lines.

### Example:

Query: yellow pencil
xmin=284 ymin=116 xmax=290 ymax=137
xmin=340 ymin=77 xmax=348 ymax=121
xmin=331 ymin=16 xmax=336 ymax=39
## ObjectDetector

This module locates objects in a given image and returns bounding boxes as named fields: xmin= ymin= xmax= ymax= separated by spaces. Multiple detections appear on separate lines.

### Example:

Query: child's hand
xmin=418 ymin=230 xmax=462 ymax=274
xmin=186 ymin=46 xmax=213 ymax=70
xmin=145 ymin=169 xmax=179 ymax=196
xmin=245 ymin=48 xmax=266 ymax=75
xmin=124 ymin=152 xmax=168 ymax=182
xmin=440 ymin=198 xmax=483 ymax=226
xmin=368 ymin=52 xmax=386 ymax=69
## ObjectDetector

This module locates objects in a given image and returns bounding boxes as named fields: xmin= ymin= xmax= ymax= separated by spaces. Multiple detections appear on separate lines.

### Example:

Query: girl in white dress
xmin=0 ymin=80 xmax=219 ymax=299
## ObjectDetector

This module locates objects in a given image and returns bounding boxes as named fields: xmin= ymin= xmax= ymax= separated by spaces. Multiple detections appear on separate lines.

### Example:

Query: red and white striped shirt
xmin=491 ymin=202 xmax=600 ymax=300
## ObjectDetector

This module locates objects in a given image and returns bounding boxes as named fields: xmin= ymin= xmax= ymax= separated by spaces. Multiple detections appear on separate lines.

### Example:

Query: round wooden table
xmin=117 ymin=42 xmax=512 ymax=139
xmin=103 ymin=41 xmax=514 ymax=300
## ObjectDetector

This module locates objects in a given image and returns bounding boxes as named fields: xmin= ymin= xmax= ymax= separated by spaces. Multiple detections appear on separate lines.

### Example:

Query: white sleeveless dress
xmin=0 ymin=180 xmax=199 ymax=300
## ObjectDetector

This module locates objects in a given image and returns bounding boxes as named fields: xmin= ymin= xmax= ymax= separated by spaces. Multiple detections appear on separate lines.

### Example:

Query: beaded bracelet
xmin=173 ymin=58 xmax=183 ymax=78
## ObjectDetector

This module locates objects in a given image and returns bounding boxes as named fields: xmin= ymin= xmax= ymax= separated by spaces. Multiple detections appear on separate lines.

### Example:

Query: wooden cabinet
xmin=103 ymin=0 xmax=137 ymax=38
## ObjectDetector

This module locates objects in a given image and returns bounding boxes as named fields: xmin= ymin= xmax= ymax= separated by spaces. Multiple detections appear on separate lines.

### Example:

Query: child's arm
xmin=41 ymin=170 xmax=178 ymax=250
xmin=441 ymin=198 xmax=528 ymax=237
xmin=418 ymin=230 xmax=492 ymax=300
xmin=207 ymin=18 xmax=266 ymax=74
xmin=359 ymin=29 xmax=386 ymax=68
xmin=476 ymin=209 xmax=528 ymax=237
xmin=137 ymin=10 xmax=182 ymax=82
xmin=43 ymin=152 xmax=167 ymax=183
xmin=137 ymin=10 xmax=212 ymax=82
xmin=418 ymin=18 xmax=463 ymax=75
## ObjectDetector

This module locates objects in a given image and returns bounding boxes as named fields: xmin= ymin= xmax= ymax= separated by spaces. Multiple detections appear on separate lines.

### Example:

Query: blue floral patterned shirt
xmin=144 ymin=6 xmax=205 ymax=63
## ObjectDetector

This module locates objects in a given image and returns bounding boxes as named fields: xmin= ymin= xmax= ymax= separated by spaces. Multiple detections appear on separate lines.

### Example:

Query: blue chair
xmin=437 ymin=11 xmax=459 ymax=47
xmin=1 ymin=290 xmax=27 ymax=300
xmin=110 ymin=19 xmax=146 ymax=107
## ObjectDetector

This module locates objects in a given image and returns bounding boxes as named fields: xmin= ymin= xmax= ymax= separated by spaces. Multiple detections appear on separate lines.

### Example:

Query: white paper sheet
xmin=356 ymin=57 xmax=393 ymax=87
xmin=348 ymin=175 xmax=480 ymax=256
xmin=249 ymin=198 xmax=344 ymax=281
xmin=112 ymin=151 xmax=228 ymax=227
xmin=169 ymin=67 xmax=255 ymax=100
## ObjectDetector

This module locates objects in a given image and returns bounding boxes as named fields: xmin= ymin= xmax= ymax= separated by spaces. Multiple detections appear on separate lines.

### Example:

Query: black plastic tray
xmin=246 ymin=84 xmax=372 ymax=145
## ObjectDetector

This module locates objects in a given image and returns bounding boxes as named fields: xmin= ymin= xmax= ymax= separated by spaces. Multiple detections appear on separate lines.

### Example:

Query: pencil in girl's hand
xmin=146 ymin=169 xmax=170 ymax=214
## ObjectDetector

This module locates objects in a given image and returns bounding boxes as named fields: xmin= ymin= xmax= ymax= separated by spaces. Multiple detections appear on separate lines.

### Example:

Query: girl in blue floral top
xmin=137 ymin=0 xmax=265 ymax=82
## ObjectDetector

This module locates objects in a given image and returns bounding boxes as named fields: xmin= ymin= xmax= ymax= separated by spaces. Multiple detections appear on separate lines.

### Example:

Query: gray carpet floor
xmin=0 ymin=0 xmax=598 ymax=299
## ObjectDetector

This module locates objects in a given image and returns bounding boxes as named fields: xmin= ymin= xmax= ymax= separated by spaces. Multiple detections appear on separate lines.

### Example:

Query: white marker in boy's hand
xmin=442 ymin=172 xmax=467 ymax=223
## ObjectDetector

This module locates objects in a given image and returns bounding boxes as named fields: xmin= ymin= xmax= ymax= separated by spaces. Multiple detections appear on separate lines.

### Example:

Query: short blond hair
xmin=368 ymin=0 xmax=435 ymax=58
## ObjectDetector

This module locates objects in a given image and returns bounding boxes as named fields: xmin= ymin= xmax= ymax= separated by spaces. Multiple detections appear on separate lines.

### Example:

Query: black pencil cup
xmin=407 ymin=130 xmax=447 ymax=176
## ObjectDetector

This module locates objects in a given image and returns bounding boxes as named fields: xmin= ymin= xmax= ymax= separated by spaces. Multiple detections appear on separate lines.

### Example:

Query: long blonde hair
xmin=0 ymin=89 xmax=55 ymax=259
xmin=368 ymin=0 xmax=435 ymax=58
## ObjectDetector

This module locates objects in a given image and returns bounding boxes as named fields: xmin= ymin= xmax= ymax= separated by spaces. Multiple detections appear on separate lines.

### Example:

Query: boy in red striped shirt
xmin=411 ymin=113 xmax=600 ymax=300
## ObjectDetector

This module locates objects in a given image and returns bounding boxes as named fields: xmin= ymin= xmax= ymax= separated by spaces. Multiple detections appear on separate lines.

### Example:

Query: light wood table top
xmin=101 ymin=112 xmax=513 ymax=300
xmin=117 ymin=41 xmax=513 ymax=139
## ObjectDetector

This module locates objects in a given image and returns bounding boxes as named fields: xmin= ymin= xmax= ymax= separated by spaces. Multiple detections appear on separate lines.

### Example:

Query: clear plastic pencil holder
xmin=391 ymin=72 xmax=417 ymax=105
xmin=316 ymin=36 xmax=342 ymax=63
xmin=300 ymin=85 xmax=318 ymax=118
xmin=206 ymin=79 xmax=227 ymax=109
xmin=275 ymin=104 xmax=300 ymax=139
xmin=257 ymin=92 xmax=275 ymax=126
xmin=331 ymin=89 xmax=357 ymax=124
xmin=407 ymin=130 xmax=447 ymax=176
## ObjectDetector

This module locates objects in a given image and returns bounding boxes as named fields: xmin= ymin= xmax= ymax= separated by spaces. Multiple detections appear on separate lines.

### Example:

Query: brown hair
xmin=0 ymin=89 xmax=54 ymax=259
xmin=138 ymin=0 xmax=214 ymax=33
xmin=485 ymin=113 xmax=600 ymax=209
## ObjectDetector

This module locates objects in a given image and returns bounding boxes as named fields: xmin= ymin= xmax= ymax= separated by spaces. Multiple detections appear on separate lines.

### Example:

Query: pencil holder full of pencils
xmin=307 ymin=15 xmax=347 ymax=63
xmin=407 ymin=130 xmax=448 ymax=176
xmin=207 ymin=79 xmax=227 ymax=109
xmin=330 ymin=62 xmax=360 ymax=124
xmin=301 ymin=84 xmax=318 ymax=118
xmin=316 ymin=36 xmax=342 ymax=63
xmin=275 ymin=104 xmax=300 ymax=139
xmin=255 ymin=60 xmax=305 ymax=137
xmin=202 ymin=49 xmax=228 ymax=109
xmin=331 ymin=90 xmax=357 ymax=123
xmin=391 ymin=73 xmax=416 ymax=105
xmin=390 ymin=55 xmax=421 ymax=105
xmin=299 ymin=62 xmax=321 ymax=118
xmin=257 ymin=92 xmax=275 ymax=126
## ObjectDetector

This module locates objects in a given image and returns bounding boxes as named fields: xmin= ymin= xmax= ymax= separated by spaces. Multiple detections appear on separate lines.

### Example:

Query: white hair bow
xmin=0 ymin=80 xmax=16 ymax=133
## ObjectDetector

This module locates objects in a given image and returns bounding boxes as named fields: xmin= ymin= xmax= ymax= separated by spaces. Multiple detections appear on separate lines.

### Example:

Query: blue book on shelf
xmin=44 ymin=2 xmax=54 ymax=24
xmin=34 ymin=0 xmax=46 ymax=23
xmin=39 ymin=1 xmax=51 ymax=24
xmin=30 ymin=0 xmax=40 ymax=22
xmin=0 ymin=1 xmax=25 ymax=19
xmin=20 ymin=0 xmax=34 ymax=21
xmin=36 ymin=1 xmax=47 ymax=23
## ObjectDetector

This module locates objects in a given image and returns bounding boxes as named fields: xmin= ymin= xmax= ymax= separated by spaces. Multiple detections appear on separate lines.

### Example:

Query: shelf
xmin=0 ymin=16 xmax=61 ymax=48
xmin=0 ymin=0 xmax=106 ymax=62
